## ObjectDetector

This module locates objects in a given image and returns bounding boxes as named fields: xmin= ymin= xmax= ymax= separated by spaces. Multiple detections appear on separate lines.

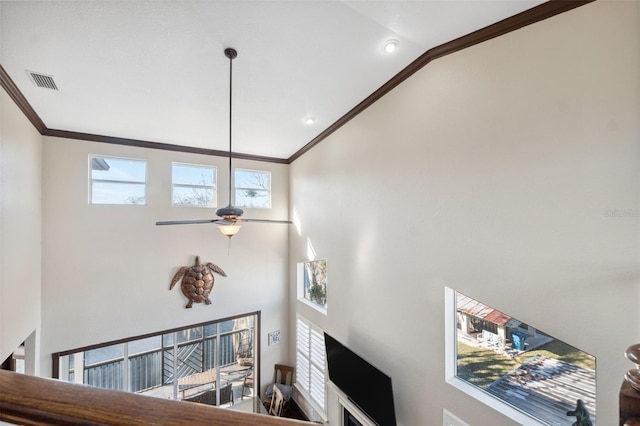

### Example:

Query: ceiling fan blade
xmin=242 ymin=218 xmax=292 ymax=224
xmin=155 ymin=219 xmax=218 ymax=226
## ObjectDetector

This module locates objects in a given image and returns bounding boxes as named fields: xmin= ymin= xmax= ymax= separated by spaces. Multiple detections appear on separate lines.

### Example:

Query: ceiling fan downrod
xmin=216 ymin=48 xmax=244 ymax=226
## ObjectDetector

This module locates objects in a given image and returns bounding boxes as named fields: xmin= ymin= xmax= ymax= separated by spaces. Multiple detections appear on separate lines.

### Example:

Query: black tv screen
xmin=324 ymin=332 xmax=397 ymax=426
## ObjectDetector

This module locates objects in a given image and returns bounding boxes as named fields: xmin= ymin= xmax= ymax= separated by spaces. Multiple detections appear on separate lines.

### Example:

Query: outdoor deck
xmin=486 ymin=355 xmax=596 ymax=425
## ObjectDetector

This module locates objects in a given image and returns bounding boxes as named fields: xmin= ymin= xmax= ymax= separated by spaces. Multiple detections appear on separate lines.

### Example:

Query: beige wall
xmin=0 ymin=87 xmax=42 ymax=372
xmin=289 ymin=2 xmax=639 ymax=425
xmin=40 ymin=137 xmax=290 ymax=388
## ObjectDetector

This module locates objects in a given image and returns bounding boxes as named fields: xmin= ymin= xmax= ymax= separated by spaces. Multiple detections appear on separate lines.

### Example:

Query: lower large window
xmin=295 ymin=315 xmax=326 ymax=417
xmin=53 ymin=312 xmax=258 ymax=406
xmin=445 ymin=288 xmax=596 ymax=425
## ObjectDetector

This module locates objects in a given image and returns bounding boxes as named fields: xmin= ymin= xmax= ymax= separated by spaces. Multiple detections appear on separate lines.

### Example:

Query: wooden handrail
xmin=0 ymin=370 xmax=311 ymax=425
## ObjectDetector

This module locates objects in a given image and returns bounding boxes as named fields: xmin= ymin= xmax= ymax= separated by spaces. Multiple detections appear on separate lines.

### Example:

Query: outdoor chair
xmin=241 ymin=369 xmax=253 ymax=399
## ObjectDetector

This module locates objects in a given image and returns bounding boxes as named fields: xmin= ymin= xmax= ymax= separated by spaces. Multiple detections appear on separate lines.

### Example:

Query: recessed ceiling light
xmin=305 ymin=117 xmax=316 ymax=125
xmin=383 ymin=39 xmax=399 ymax=53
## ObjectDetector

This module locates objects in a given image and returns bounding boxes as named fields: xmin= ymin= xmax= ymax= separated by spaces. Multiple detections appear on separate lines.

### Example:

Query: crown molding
xmin=0 ymin=65 xmax=47 ymax=134
xmin=44 ymin=129 xmax=289 ymax=164
xmin=287 ymin=0 xmax=595 ymax=163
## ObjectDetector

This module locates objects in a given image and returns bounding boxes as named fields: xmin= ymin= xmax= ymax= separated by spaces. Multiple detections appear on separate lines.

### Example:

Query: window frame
xmin=234 ymin=168 xmax=271 ymax=209
xmin=295 ymin=314 xmax=327 ymax=420
xmin=171 ymin=162 xmax=217 ymax=208
xmin=89 ymin=155 xmax=147 ymax=205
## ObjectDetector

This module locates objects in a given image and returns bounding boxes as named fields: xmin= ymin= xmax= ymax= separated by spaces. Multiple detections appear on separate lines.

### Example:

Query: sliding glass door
xmin=54 ymin=312 xmax=259 ymax=405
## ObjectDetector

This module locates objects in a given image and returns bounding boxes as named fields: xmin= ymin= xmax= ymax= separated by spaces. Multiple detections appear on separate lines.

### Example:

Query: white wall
xmin=40 ymin=137 xmax=290 ymax=391
xmin=289 ymin=2 xmax=639 ymax=425
xmin=0 ymin=87 xmax=42 ymax=373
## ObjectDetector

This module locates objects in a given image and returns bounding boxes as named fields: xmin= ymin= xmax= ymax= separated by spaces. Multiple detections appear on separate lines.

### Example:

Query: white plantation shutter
xmin=296 ymin=319 xmax=310 ymax=393
xmin=309 ymin=328 xmax=325 ymax=408
xmin=296 ymin=316 xmax=326 ymax=414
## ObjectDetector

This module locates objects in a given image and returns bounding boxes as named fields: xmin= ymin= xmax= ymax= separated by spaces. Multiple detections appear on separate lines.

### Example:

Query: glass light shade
xmin=218 ymin=224 xmax=241 ymax=237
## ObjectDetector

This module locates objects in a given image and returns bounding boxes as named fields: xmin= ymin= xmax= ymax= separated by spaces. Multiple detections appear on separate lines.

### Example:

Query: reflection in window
xmin=172 ymin=163 xmax=216 ymax=207
xmin=89 ymin=156 xmax=146 ymax=205
xmin=446 ymin=288 xmax=596 ymax=425
xmin=235 ymin=169 xmax=270 ymax=208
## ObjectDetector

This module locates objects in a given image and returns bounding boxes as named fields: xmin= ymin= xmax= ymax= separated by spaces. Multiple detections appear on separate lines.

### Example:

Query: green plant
xmin=309 ymin=283 xmax=326 ymax=305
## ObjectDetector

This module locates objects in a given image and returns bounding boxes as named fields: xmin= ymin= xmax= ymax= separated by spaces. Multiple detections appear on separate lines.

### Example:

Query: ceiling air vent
xmin=26 ymin=70 xmax=58 ymax=90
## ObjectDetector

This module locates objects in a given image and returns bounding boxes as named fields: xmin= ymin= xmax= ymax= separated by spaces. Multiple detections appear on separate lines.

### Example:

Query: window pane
xmin=235 ymin=169 xmax=271 ymax=208
xmin=172 ymin=164 xmax=215 ymax=186
xmin=218 ymin=320 xmax=235 ymax=333
xmin=235 ymin=189 xmax=269 ymax=208
xmin=453 ymin=290 xmax=596 ymax=425
xmin=85 ymin=344 xmax=124 ymax=365
xmin=301 ymin=260 xmax=327 ymax=312
xmin=91 ymin=157 xmax=146 ymax=183
xmin=84 ymin=344 xmax=124 ymax=391
xmin=204 ymin=323 xmax=218 ymax=337
xmin=129 ymin=336 xmax=162 ymax=356
xmin=177 ymin=326 xmax=202 ymax=344
xmin=172 ymin=163 xmax=216 ymax=207
xmin=173 ymin=186 xmax=214 ymax=207
xmin=235 ymin=169 xmax=270 ymax=188
xmin=92 ymin=182 xmax=145 ymax=205
xmin=90 ymin=156 xmax=146 ymax=205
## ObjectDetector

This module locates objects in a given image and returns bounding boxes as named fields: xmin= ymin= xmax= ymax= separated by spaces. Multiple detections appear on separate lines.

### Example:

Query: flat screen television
xmin=324 ymin=332 xmax=397 ymax=426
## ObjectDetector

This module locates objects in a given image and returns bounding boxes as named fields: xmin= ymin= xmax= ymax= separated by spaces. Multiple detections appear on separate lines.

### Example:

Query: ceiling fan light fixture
xmin=218 ymin=224 xmax=242 ymax=238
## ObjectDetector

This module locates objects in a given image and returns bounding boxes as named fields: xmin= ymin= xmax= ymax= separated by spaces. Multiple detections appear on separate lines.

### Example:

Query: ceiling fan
xmin=156 ymin=48 xmax=291 ymax=238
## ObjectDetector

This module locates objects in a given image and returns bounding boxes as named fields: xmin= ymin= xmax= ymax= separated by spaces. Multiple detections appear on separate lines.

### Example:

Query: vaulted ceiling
xmin=2 ymin=1 xmax=553 ymax=161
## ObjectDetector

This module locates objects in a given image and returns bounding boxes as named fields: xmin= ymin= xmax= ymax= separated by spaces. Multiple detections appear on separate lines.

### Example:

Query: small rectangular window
xmin=235 ymin=168 xmax=271 ymax=208
xmin=90 ymin=156 xmax=146 ymax=205
xmin=297 ymin=260 xmax=327 ymax=314
xmin=172 ymin=163 xmax=216 ymax=207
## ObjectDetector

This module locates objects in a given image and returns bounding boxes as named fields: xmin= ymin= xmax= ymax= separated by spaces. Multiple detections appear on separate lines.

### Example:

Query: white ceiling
xmin=1 ymin=0 xmax=544 ymax=160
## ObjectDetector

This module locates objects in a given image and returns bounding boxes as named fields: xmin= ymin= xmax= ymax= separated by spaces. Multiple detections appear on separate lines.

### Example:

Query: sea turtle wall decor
xmin=170 ymin=256 xmax=227 ymax=308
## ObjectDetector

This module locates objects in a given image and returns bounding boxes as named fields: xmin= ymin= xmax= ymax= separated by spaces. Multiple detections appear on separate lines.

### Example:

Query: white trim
xmin=443 ymin=408 xmax=470 ymax=426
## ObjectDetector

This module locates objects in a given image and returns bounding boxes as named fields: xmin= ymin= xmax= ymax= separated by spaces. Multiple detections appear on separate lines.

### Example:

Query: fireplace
xmin=329 ymin=382 xmax=376 ymax=426
xmin=344 ymin=408 xmax=364 ymax=426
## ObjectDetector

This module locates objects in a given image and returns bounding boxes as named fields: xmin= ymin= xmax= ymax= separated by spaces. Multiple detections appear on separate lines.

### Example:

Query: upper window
xmin=172 ymin=163 xmax=216 ymax=207
xmin=235 ymin=168 xmax=271 ymax=208
xmin=89 ymin=156 xmax=146 ymax=205
xmin=296 ymin=315 xmax=327 ymax=418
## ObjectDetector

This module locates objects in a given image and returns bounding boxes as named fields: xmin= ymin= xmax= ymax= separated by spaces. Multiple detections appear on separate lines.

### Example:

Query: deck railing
xmin=80 ymin=330 xmax=241 ymax=393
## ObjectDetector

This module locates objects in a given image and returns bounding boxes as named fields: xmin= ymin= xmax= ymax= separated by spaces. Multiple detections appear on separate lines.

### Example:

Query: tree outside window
xmin=302 ymin=260 xmax=327 ymax=311
xmin=235 ymin=169 xmax=270 ymax=208
xmin=172 ymin=163 xmax=216 ymax=207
